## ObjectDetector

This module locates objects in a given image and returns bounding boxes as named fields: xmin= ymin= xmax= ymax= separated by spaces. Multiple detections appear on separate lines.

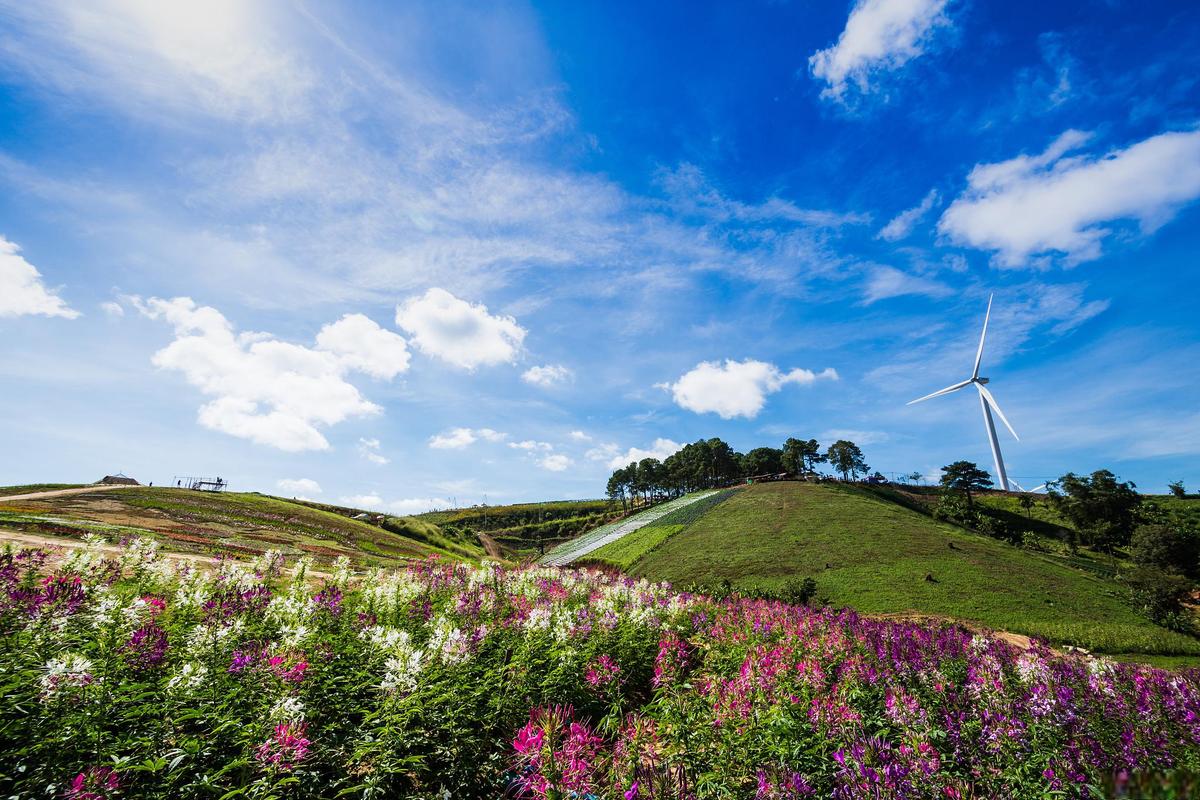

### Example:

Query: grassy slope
xmin=585 ymin=489 xmax=741 ymax=570
xmin=631 ymin=482 xmax=1200 ymax=656
xmin=0 ymin=487 xmax=480 ymax=566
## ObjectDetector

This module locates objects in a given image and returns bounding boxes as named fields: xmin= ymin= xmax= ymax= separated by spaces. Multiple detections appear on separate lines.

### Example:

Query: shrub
xmin=1131 ymin=524 xmax=1200 ymax=577
xmin=1123 ymin=565 xmax=1194 ymax=626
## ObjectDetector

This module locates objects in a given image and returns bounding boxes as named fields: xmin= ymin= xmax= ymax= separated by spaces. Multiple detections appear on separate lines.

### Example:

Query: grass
xmin=585 ymin=489 xmax=740 ymax=570
xmin=630 ymin=482 xmax=1200 ymax=657
xmin=0 ymin=487 xmax=482 ymax=566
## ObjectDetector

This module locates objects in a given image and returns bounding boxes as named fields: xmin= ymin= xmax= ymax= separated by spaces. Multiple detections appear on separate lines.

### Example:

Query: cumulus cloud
xmin=862 ymin=265 xmax=952 ymax=304
xmin=0 ymin=235 xmax=79 ymax=319
xmin=277 ymin=477 xmax=322 ymax=496
xmin=357 ymin=437 xmax=389 ymax=465
xmin=428 ymin=427 xmax=506 ymax=449
xmin=136 ymin=296 xmax=394 ymax=451
xmin=509 ymin=439 xmax=553 ymax=452
xmin=396 ymin=288 xmax=526 ymax=369
xmin=100 ymin=300 xmax=124 ymax=317
xmin=569 ymin=430 xmax=592 ymax=441
xmin=666 ymin=359 xmax=838 ymax=419
xmin=340 ymin=494 xmax=383 ymax=510
xmin=388 ymin=497 xmax=454 ymax=515
xmin=606 ymin=438 xmax=683 ymax=470
xmin=809 ymin=0 xmax=951 ymax=101
xmin=939 ymin=129 xmax=1200 ymax=267
xmin=878 ymin=189 xmax=939 ymax=241
xmin=315 ymin=314 xmax=410 ymax=380
xmin=539 ymin=453 xmax=572 ymax=472
xmin=521 ymin=364 xmax=573 ymax=387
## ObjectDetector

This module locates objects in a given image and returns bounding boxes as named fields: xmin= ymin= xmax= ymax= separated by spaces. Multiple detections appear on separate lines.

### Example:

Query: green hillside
xmin=0 ymin=486 xmax=481 ymax=566
xmin=418 ymin=498 xmax=620 ymax=558
xmin=624 ymin=481 xmax=1200 ymax=658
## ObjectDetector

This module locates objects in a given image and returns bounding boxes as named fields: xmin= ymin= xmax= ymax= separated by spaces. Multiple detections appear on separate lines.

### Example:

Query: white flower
xmin=380 ymin=649 xmax=424 ymax=694
xmin=269 ymin=695 xmax=306 ymax=722
xmin=166 ymin=663 xmax=208 ymax=695
xmin=1015 ymin=652 xmax=1049 ymax=685
xmin=40 ymin=654 xmax=96 ymax=700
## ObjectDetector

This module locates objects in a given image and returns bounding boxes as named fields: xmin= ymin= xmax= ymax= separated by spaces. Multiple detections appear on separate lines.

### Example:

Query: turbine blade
xmin=1030 ymin=484 xmax=1047 ymax=493
xmin=972 ymin=293 xmax=993 ymax=379
xmin=907 ymin=379 xmax=972 ymax=405
xmin=1010 ymin=479 xmax=1026 ymax=492
xmin=975 ymin=382 xmax=1018 ymax=441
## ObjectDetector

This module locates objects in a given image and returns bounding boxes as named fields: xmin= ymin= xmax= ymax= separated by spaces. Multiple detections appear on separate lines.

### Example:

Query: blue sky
xmin=2 ymin=0 xmax=1199 ymax=509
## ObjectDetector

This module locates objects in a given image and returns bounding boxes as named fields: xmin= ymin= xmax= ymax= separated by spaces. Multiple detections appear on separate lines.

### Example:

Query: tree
xmin=742 ymin=447 xmax=784 ymax=477
xmin=825 ymin=440 xmax=868 ymax=481
xmin=939 ymin=461 xmax=993 ymax=509
xmin=905 ymin=471 xmax=923 ymax=486
xmin=1130 ymin=523 xmax=1199 ymax=577
xmin=1018 ymin=494 xmax=1036 ymax=517
xmin=781 ymin=438 xmax=823 ymax=476
xmin=605 ymin=473 xmax=627 ymax=512
xmin=1168 ymin=480 xmax=1187 ymax=499
xmin=1047 ymin=470 xmax=1142 ymax=553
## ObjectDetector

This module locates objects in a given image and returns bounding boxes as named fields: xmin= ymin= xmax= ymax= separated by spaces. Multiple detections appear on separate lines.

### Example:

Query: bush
xmin=1131 ymin=524 xmax=1199 ymax=577
xmin=778 ymin=577 xmax=818 ymax=606
xmin=1123 ymin=565 xmax=1194 ymax=627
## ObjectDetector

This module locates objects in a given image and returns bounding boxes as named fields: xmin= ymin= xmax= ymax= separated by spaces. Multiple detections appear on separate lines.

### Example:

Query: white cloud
xmin=100 ymin=300 xmax=124 ymax=317
xmin=509 ymin=439 xmax=553 ymax=452
xmin=539 ymin=453 xmax=572 ymax=472
xmin=395 ymin=288 xmax=525 ymax=370
xmin=521 ymin=363 xmax=573 ymax=387
xmin=0 ymin=235 xmax=79 ymax=319
xmin=357 ymin=437 xmax=390 ymax=465
xmin=0 ymin=1 xmax=313 ymax=122
xmin=606 ymin=438 xmax=683 ymax=470
xmin=315 ymin=314 xmax=410 ymax=380
xmin=878 ymin=189 xmax=939 ymax=241
xmin=429 ymin=427 xmax=477 ymax=450
xmin=340 ymin=494 xmax=383 ymax=510
xmin=428 ymin=427 xmax=506 ymax=450
xmin=136 ymin=296 xmax=391 ymax=451
xmin=569 ymin=430 xmax=592 ymax=441
xmin=666 ymin=359 xmax=839 ymax=419
xmin=277 ymin=477 xmax=322 ymax=495
xmin=586 ymin=442 xmax=621 ymax=462
xmin=387 ymin=497 xmax=454 ymax=515
xmin=809 ymin=0 xmax=951 ymax=101
xmin=862 ymin=265 xmax=952 ymax=304
xmin=939 ymin=129 xmax=1200 ymax=267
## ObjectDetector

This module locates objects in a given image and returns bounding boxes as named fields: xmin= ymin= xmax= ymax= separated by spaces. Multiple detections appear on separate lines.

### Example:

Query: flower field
xmin=2 ymin=537 xmax=1199 ymax=799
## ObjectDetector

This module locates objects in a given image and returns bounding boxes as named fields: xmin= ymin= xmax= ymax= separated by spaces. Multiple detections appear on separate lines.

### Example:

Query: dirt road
xmin=0 ymin=485 xmax=137 ymax=503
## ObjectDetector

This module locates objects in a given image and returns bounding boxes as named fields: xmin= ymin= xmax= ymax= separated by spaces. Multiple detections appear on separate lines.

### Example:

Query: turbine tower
xmin=908 ymin=294 xmax=1019 ymax=491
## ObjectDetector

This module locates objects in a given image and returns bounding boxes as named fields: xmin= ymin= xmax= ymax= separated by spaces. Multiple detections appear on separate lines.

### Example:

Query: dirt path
xmin=477 ymin=532 xmax=503 ymax=559
xmin=0 ymin=485 xmax=137 ymax=503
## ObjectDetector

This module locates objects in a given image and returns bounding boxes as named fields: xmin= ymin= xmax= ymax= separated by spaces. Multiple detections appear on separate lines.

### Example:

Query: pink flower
xmin=255 ymin=722 xmax=311 ymax=771
xmin=66 ymin=767 xmax=119 ymax=800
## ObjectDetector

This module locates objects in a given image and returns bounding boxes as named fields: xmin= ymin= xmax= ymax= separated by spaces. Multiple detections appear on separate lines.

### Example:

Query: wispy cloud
xmin=878 ymin=189 xmax=939 ymax=241
xmin=862 ymin=265 xmax=951 ymax=304
xmin=809 ymin=0 xmax=953 ymax=102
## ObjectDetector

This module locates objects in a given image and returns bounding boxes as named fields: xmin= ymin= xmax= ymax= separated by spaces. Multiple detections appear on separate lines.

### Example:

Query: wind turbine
xmin=908 ymin=294 xmax=1019 ymax=491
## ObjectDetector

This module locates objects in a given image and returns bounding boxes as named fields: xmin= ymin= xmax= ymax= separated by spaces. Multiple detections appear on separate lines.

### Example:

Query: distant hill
xmin=586 ymin=481 xmax=1200 ymax=661
xmin=417 ymin=498 xmax=620 ymax=559
xmin=0 ymin=486 xmax=482 ymax=566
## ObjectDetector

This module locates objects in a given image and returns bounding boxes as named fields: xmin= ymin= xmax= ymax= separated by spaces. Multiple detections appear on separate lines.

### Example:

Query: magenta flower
xmin=584 ymin=654 xmax=623 ymax=695
xmin=255 ymin=722 xmax=311 ymax=771
xmin=65 ymin=766 xmax=119 ymax=800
